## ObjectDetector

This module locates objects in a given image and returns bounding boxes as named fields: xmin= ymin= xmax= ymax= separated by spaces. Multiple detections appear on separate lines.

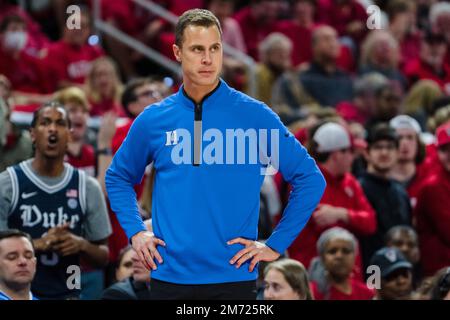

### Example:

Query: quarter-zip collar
xmin=178 ymin=79 xmax=224 ymax=111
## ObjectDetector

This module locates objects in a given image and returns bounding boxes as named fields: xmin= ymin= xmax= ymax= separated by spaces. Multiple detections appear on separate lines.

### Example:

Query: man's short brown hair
xmin=175 ymin=9 xmax=222 ymax=47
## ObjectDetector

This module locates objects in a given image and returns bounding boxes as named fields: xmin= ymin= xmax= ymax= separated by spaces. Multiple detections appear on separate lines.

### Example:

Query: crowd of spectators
xmin=0 ymin=0 xmax=449 ymax=300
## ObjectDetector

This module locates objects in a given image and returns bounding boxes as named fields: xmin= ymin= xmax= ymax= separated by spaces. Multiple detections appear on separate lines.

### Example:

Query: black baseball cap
xmin=370 ymin=247 xmax=412 ymax=279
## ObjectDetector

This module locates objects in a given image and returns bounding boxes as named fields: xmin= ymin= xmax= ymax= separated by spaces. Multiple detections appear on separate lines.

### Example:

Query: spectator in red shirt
xmin=370 ymin=247 xmax=414 ymax=300
xmin=85 ymin=57 xmax=124 ymax=117
xmin=415 ymin=121 xmax=450 ymax=277
xmin=0 ymin=14 xmax=50 ymax=102
xmin=263 ymin=259 xmax=313 ymax=300
xmin=233 ymin=0 xmax=280 ymax=61
xmin=389 ymin=115 xmax=427 ymax=210
xmin=274 ymin=0 xmax=315 ymax=67
xmin=207 ymin=0 xmax=247 ymax=53
xmin=288 ymin=122 xmax=377 ymax=279
xmin=54 ymin=87 xmax=96 ymax=177
xmin=386 ymin=0 xmax=422 ymax=69
xmin=403 ymin=30 xmax=450 ymax=95
xmin=0 ymin=0 xmax=50 ymax=52
xmin=316 ymin=0 xmax=368 ymax=46
xmin=429 ymin=1 xmax=450 ymax=68
xmin=44 ymin=6 xmax=104 ymax=91
xmin=310 ymin=227 xmax=375 ymax=300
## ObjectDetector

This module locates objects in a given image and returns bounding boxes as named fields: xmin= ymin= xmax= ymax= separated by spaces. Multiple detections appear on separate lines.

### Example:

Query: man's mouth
xmin=48 ymin=134 xmax=58 ymax=148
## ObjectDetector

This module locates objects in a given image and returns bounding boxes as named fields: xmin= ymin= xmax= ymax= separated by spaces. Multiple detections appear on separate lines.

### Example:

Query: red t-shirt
xmin=111 ymin=119 xmax=146 ymax=199
xmin=414 ymin=164 xmax=450 ymax=276
xmin=0 ymin=48 xmax=49 ymax=93
xmin=274 ymin=20 xmax=313 ymax=67
xmin=316 ymin=0 xmax=368 ymax=43
xmin=44 ymin=40 xmax=104 ymax=90
xmin=336 ymin=101 xmax=369 ymax=125
xmin=233 ymin=6 xmax=277 ymax=61
xmin=311 ymin=279 xmax=375 ymax=300
xmin=288 ymin=167 xmax=377 ymax=280
xmin=65 ymin=144 xmax=96 ymax=177
xmin=89 ymin=97 xmax=125 ymax=117
xmin=403 ymin=58 xmax=450 ymax=94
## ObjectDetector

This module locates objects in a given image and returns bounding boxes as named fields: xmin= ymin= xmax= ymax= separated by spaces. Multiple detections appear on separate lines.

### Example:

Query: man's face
xmin=131 ymin=250 xmax=150 ymax=283
xmin=313 ymin=27 xmax=340 ymax=62
xmin=91 ymin=61 xmax=117 ymax=97
xmin=396 ymin=128 xmax=418 ymax=162
xmin=0 ymin=237 xmax=36 ymax=289
xmin=294 ymin=0 xmax=314 ymax=22
xmin=30 ymin=107 xmax=71 ymax=159
xmin=267 ymin=46 xmax=292 ymax=73
xmin=380 ymin=268 xmax=413 ymax=300
xmin=332 ymin=147 xmax=354 ymax=176
xmin=264 ymin=269 xmax=301 ymax=300
xmin=438 ymin=143 xmax=450 ymax=172
xmin=208 ymin=0 xmax=233 ymax=22
xmin=387 ymin=230 xmax=420 ymax=264
xmin=322 ymin=239 xmax=355 ymax=280
xmin=376 ymin=88 xmax=402 ymax=120
xmin=64 ymin=13 xmax=90 ymax=46
xmin=434 ymin=13 xmax=450 ymax=42
xmin=173 ymin=25 xmax=223 ymax=90
xmin=367 ymin=140 xmax=398 ymax=173
xmin=252 ymin=0 xmax=279 ymax=22
xmin=128 ymin=83 xmax=163 ymax=117
xmin=420 ymin=40 xmax=447 ymax=67
xmin=65 ymin=103 xmax=88 ymax=142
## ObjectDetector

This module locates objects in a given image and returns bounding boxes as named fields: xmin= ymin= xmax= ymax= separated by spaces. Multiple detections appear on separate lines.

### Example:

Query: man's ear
xmin=362 ymin=148 xmax=370 ymax=162
xmin=29 ymin=127 xmax=36 ymax=144
xmin=173 ymin=44 xmax=182 ymax=62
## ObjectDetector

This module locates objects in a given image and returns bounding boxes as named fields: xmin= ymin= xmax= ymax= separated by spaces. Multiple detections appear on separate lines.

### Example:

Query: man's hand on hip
xmin=131 ymin=231 xmax=166 ymax=271
xmin=228 ymin=237 xmax=280 ymax=272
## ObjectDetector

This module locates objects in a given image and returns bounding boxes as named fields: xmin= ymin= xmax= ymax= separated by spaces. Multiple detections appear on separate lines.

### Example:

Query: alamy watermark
xmin=66 ymin=265 xmax=81 ymax=290
xmin=366 ymin=5 xmax=382 ymax=30
xmin=66 ymin=5 xmax=81 ymax=30
xmin=167 ymin=128 xmax=280 ymax=176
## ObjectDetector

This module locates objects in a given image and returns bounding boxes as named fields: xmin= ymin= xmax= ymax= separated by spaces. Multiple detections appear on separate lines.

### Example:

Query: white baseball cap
xmin=313 ymin=122 xmax=351 ymax=153
xmin=389 ymin=115 xmax=422 ymax=134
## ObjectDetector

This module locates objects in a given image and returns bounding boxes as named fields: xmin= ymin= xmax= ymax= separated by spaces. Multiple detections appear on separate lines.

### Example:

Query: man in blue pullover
xmin=105 ymin=8 xmax=326 ymax=299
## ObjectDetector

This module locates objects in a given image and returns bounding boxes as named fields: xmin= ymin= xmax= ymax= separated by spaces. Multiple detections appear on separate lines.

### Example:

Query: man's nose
xmin=202 ymin=51 xmax=212 ymax=65
xmin=17 ymin=256 xmax=28 ymax=266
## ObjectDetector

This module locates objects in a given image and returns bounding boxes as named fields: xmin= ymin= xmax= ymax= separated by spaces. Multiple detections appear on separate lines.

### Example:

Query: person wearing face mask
xmin=0 ymin=15 xmax=50 ymax=98
xmin=43 ymin=6 xmax=104 ymax=91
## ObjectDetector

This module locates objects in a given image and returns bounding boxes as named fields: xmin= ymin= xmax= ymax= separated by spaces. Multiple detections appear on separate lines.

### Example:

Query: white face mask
xmin=3 ymin=31 xmax=27 ymax=52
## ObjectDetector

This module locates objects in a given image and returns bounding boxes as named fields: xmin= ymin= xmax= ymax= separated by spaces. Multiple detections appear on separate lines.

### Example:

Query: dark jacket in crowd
xmin=358 ymin=172 xmax=412 ymax=272
xmin=101 ymin=277 xmax=151 ymax=300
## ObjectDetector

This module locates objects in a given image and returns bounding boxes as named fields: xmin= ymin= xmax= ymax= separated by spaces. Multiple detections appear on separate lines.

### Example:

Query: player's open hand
xmin=228 ymin=237 xmax=280 ymax=272
xmin=131 ymin=231 xmax=166 ymax=271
